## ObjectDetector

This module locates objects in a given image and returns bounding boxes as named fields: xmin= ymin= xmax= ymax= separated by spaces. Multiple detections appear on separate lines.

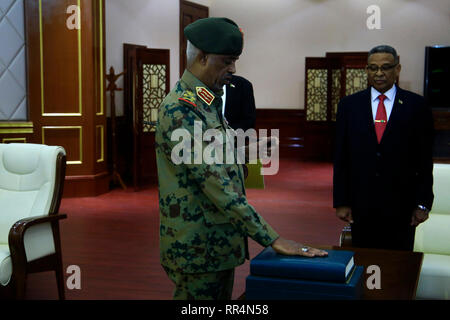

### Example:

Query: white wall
xmin=209 ymin=0 xmax=450 ymax=109
xmin=106 ymin=0 xmax=450 ymax=114
xmin=106 ymin=0 xmax=209 ymax=116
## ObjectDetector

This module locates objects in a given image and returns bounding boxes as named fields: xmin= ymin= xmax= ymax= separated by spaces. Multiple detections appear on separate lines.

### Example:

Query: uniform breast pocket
xmin=163 ymin=188 xmax=196 ymax=224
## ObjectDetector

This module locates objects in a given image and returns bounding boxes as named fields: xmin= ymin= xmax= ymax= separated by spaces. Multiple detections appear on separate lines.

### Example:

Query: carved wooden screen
xmin=304 ymin=52 xmax=369 ymax=160
xmin=142 ymin=63 xmax=167 ymax=133
xmin=305 ymin=58 xmax=328 ymax=122
xmin=304 ymin=57 xmax=332 ymax=160
xmin=326 ymin=52 xmax=370 ymax=122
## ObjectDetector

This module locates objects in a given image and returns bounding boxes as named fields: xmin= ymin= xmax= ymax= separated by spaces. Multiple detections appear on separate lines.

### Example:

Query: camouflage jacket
xmin=155 ymin=70 xmax=279 ymax=274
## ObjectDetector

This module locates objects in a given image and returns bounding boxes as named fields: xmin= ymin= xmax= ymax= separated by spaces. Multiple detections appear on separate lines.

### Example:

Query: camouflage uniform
xmin=155 ymin=70 xmax=279 ymax=299
xmin=163 ymin=266 xmax=234 ymax=300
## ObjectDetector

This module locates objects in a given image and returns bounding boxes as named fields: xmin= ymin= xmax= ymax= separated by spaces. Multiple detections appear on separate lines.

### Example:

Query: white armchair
xmin=414 ymin=163 xmax=450 ymax=300
xmin=0 ymin=143 xmax=67 ymax=299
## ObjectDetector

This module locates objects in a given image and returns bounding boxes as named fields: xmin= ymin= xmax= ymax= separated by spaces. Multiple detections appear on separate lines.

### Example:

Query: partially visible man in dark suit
xmin=222 ymin=75 xmax=256 ymax=131
xmin=333 ymin=45 xmax=434 ymax=251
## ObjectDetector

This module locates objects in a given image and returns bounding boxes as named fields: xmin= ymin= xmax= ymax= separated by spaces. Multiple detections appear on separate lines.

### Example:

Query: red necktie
xmin=375 ymin=94 xmax=387 ymax=143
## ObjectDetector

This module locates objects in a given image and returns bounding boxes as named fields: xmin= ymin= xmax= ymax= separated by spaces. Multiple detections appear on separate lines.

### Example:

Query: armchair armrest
xmin=8 ymin=214 xmax=67 ymax=266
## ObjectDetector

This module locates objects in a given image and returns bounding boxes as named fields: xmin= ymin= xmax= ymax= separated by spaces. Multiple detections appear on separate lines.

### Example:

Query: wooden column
xmin=25 ymin=0 xmax=108 ymax=197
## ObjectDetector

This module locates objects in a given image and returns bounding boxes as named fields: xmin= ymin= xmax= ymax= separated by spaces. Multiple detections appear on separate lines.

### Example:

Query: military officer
xmin=155 ymin=17 xmax=327 ymax=300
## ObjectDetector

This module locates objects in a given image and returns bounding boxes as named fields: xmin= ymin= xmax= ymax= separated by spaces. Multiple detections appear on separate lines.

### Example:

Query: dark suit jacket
xmin=333 ymin=86 xmax=434 ymax=227
xmin=224 ymin=75 xmax=256 ymax=131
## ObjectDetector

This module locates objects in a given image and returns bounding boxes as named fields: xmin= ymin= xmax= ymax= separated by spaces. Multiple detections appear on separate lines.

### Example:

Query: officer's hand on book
xmin=271 ymin=237 xmax=328 ymax=258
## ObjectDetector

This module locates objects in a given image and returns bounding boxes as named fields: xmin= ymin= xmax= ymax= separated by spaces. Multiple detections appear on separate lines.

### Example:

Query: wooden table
xmin=323 ymin=246 xmax=423 ymax=300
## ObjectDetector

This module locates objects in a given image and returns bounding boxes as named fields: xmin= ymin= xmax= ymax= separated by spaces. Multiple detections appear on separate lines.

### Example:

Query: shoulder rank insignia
xmin=178 ymin=90 xmax=197 ymax=107
xmin=196 ymin=87 xmax=215 ymax=106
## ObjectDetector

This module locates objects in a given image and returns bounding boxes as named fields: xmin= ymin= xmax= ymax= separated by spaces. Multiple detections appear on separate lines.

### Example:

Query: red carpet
xmin=24 ymin=159 xmax=346 ymax=299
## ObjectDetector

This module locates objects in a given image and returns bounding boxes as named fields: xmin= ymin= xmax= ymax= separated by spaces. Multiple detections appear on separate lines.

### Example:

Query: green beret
xmin=184 ymin=17 xmax=243 ymax=56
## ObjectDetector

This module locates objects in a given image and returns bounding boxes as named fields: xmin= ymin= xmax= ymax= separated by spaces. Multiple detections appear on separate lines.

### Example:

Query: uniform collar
xmin=181 ymin=70 xmax=223 ymax=106
xmin=370 ymin=85 xmax=397 ymax=102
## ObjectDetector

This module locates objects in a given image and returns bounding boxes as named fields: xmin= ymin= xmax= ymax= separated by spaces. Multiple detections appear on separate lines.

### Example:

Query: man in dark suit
xmin=333 ymin=45 xmax=434 ymax=251
xmin=222 ymin=75 xmax=256 ymax=131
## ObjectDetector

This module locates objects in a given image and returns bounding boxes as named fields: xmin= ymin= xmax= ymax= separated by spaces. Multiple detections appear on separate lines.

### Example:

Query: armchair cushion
xmin=414 ymin=213 xmax=450 ymax=255
xmin=414 ymin=163 xmax=450 ymax=255
xmin=0 ymin=144 xmax=66 ymax=289
xmin=414 ymin=163 xmax=450 ymax=300
xmin=23 ymin=223 xmax=56 ymax=262
xmin=430 ymin=164 xmax=450 ymax=213
xmin=0 ymin=143 xmax=67 ymax=299
xmin=0 ymin=144 xmax=63 ymax=245
xmin=416 ymin=254 xmax=450 ymax=299
xmin=0 ymin=244 xmax=12 ymax=286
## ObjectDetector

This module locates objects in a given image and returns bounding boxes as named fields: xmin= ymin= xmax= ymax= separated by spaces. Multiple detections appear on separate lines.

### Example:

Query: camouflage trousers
xmin=163 ymin=266 xmax=235 ymax=300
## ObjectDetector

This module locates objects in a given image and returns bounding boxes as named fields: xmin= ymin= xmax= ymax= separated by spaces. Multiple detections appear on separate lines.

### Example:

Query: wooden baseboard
xmin=63 ymin=172 xmax=110 ymax=198
xmin=255 ymin=109 xmax=305 ymax=158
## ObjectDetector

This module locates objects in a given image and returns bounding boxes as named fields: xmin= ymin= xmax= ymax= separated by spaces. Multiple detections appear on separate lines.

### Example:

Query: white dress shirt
xmin=370 ymin=85 xmax=396 ymax=122
xmin=221 ymin=85 xmax=227 ymax=119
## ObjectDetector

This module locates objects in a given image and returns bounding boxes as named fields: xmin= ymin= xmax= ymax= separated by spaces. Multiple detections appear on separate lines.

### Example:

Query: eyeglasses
xmin=366 ymin=63 xmax=398 ymax=73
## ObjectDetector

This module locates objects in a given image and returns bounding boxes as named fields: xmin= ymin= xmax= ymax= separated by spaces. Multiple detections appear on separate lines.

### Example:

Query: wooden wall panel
xmin=42 ymin=126 xmax=82 ymax=164
xmin=0 ymin=122 xmax=34 ymax=143
xmin=41 ymin=0 xmax=80 ymax=115
xmin=23 ymin=0 xmax=108 ymax=197
xmin=96 ymin=125 xmax=104 ymax=163
xmin=255 ymin=109 xmax=305 ymax=159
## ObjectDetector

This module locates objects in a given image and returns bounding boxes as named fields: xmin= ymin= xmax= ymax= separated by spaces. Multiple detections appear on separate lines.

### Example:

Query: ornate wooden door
xmin=179 ymin=0 xmax=208 ymax=77
xmin=126 ymin=47 xmax=170 ymax=190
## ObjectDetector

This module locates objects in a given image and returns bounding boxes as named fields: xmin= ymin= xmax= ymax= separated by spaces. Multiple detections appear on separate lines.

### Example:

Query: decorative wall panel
xmin=40 ymin=0 xmax=81 ymax=116
xmin=0 ymin=0 xmax=27 ymax=121
xmin=42 ymin=126 xmax=82 ymax=164
xmin=331 ymin=69 xmax=342 ymax=122
xmin=2 ymin=137 xmax=26 ymax=143
xmin=142 ymin=64 xmax=166 ymax=132
xmin=96 ymin=125 xmax=104 ymax=163
xmin=345 ymin=68 xmax=368 ymax=96
xmin=23 ymin=0 xmax=108 ymax=197
xmin=304 ymin=52 xmax=369 ymax=161
xmin=306 ymin=69 xmax=328 ymax=121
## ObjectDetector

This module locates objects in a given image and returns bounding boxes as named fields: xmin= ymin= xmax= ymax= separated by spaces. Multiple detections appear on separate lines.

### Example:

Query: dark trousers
xmin=163 ymin=266 xmax=235 ymax=300
xmin=350 ymin=220 xmax=416 ymax=251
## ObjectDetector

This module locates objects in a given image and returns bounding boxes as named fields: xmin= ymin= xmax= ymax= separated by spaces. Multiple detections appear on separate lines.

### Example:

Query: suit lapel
xmin=380 ymin=86 xmax=402 ymax=144
xmin=361 ymin=89 xmax=378 ymax=144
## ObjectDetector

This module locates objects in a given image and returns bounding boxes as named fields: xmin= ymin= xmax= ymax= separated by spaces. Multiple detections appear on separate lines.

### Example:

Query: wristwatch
xmin=417 ymin=205 xmax=430 ymax=214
